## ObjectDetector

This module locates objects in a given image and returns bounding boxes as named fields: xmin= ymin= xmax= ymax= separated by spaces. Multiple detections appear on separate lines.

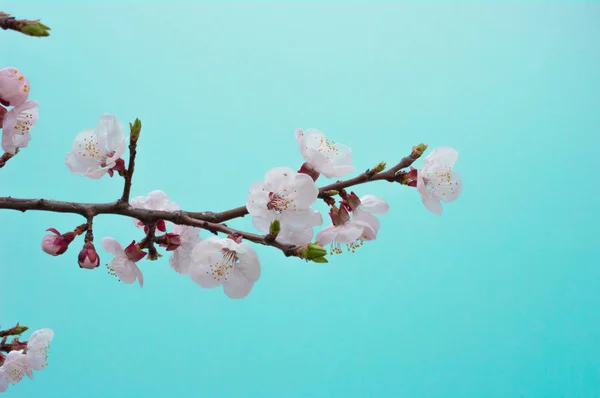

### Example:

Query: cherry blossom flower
xmin=1 ymin=100 xmax=39 ymax=155
xmin=101 ymin=237 xmax=145 ymax=287
xmin=26 ymin=329 xmax=54 ymax=372
xmin=0 ymin=67 xmax=30 ymax=107
xmin=64 ymin=114 xmax=127 ymax=179
xmin=342 ymin=192 xmax=389 ymax=240
xmin=0 ymin=350 xmax=29 ymax=388
xmin=316 ymin=206 xmax=375 ymax=254
xmin=295 ymin=128 xmax=354 ymax=179
xmin=41 ymin=228 xmax=75 ymax=256
xmin=130 ymin=190 xmax=179 ymax=232
xmin=415 ymin=146 xmax=463 ymax=214
xmin=78 ymin=242 xmax=100 ymax=269
xmin=247 ymin=167 xmax=321 ymax=237
xmin=168 ymin=224 xmax=201 ymax=274
xmin=189 ymin=236 xmax=261 ymax=299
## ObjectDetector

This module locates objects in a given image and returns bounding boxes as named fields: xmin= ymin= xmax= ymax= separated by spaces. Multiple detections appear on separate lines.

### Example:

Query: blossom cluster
xmin=0 ymin=67 xmax=39 ymax=155
xmin=0 ymin=328 xmax=54 ymax=393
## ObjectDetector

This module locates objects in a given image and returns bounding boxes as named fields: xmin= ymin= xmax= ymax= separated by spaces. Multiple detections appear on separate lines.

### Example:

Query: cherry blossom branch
xmin=0 ymin=12 xmax=50 ymax=37
xmin=0 ymin=324 xmax=28 ymax=338
xmin=120 ymin=119 xmax=141 ymax=203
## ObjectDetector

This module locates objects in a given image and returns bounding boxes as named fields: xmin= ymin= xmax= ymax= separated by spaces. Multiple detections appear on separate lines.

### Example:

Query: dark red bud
xmin=298 ymin=162 xmax=320 ymax=182
xmin=124 ymin=240 xmax=147 ymax=262
xmin=78 ymin=242 xmax=100 ymax=269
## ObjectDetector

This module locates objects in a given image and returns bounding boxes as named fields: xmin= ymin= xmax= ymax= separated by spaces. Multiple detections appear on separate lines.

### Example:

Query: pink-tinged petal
xmin=134 ymin=265 xmax=144 ymax=287
xmin=422 ymin=195 xmax=443 ymax=214
xmin=277 ymin=224 xmax=315 ymax=246
xmin=236 ymin=243 xmax=261 ymax=283
xmin=0 ymin=368 xmax=8 ymax=392
xmin=316 ymin=225 xmax=338 ymax=245
xmin=101 ymin=237 xmax=125 ymax=257
xmin=0 ymin=67 xmax=30 ymax=106
xmin=1 ymin=101 xmax=38 ymax=154
xmin=359 ymin=195 xmax=389 ymax=215
xmin=169 ymin=249 xmax=192 ymax=274
xmin=353 ymin=209 xmax=380 ymax=235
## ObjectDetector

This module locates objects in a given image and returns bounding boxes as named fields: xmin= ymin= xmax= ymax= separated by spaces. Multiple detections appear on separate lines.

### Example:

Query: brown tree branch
xmin=0 ymin=145 xmax=425 ymax=258
xmin=120 ymin=119 xmax=141 ymax=203
xmin=0 ymin=12 xmax=50 ymax=37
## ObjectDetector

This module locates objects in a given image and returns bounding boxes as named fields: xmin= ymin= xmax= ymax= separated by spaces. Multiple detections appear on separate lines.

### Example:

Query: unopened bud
xmin=411 ymin=143 xmax=428 ymax=158
xmin=269 ymin=220 xmax=281 ymax=237
xmin=372 ymin=161 xmax=387 ymax=173
xmin=78 ymin=242 xmax=100 ymax=269
xmin=42 ymin=228 xmax=76 ymax=256
xmin=297 ymin=242 xmax=328 ymax=263
xmin=129 ymin=118 xmax=142 ymax=142
xmin=19 ymin=21 xmax=51 ymax=37
xmin=324 ymin=190 xmax=339 ymax=197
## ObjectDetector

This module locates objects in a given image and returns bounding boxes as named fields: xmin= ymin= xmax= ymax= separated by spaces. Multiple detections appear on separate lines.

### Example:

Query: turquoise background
xmin=1 ymin=2 xmax=599 ymax=397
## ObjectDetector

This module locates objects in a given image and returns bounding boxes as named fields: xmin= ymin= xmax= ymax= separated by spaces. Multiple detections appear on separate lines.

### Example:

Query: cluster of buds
xmin=41 ymin=225 xmax=100 ymax=269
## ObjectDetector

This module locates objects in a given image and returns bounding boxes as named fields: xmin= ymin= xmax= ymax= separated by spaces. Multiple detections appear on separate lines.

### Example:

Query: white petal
xmin=26 ymin=329 xmax=53 ymax=371
xmin=359 ymin=195 xmax=389 ymax=215
xmin=246 ymin=181 xmax=270 ymax=216
xmin=288 ymin=173 xmax=318 ymax=208
xmin=264 ymin=167 xmax=296 ymax=192
xmin=252 ymin=215 xmax=275 ymax=233
xmin=316 ymin=225 xmax=338 ymax=245
xmin=0 ymin=368 xmax=8 ymax=392
xmin=101 ymin=237 xmax=125 ymax=257
xmin=96 ymin=114 xmax=125 ymax=151
xmin=169 ymin=249 xmax=192 ymax=274
xmin=336 ymin=222 xmax=364 ymax=244
xmin=189 ymin=260 xmax=222 ymax=289
xmin=277 ymin=224 xmax=315 ymax=245
xmin=3 ymin=350 xmax=28 ymax=384
xmin=223 ymin=276 xmax=254 ymax=299
xmin=353 ymin=209 xmax=380 ymax=234
xmin=235 ymin=243 xmax=261 ymax=283
xmin=423 ymin=146 xmax=458 ymax=170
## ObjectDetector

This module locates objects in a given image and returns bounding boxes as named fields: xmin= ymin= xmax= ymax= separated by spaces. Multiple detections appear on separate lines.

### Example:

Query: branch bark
xmin=0 ymin=146 xmax=424 ymax=257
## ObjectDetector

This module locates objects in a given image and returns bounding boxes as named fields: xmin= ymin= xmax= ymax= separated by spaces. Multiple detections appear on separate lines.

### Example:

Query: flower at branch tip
xmin=26 ymin=329 xmax=54 ymax=372
xmin=101 ymin=237 xmax=145 ymax=287
xmin=415 ymin=146 xmax=463 ymax=215
xmin=0 ymin=67 xmax=30 ymax=107
xmin=64 ymin=114 xmax=127 ymax=179
xmin=0 ymin=350 xmax=29 ymax=391
xmin=78 ymin=242 xmax=100 ymax=269
xmin=247 ymin=167 xmax=322 ymax=240
xmin=316 ymin=206 xmax=376 ymax=255
xmin=169 ymin=225 xmax=201 ymax=274
xmin=41 ymin=228 xmax=75 ymax=256
xmin=294 ymin=128 xmax=354 ymax=179
xmin=1 ymin=100 xmax=39 ymax=155
xmin=189 ymin=236 xmax=261 ymax=299
xmin=341 ymin=192 xmax=389 ymax=240
xmin=130 ymin=190 xmax=179 ymax=232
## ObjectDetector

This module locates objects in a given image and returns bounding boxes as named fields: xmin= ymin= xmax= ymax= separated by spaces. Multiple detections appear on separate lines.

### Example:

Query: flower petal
xmin=264 ymin=167 xmax=296 ymax=192
xmin=423 ymin=146 xmax=458 ymax=169
xmin=359 ymin=195 xmax=389 ymax=215
xmin=101 ymin=237 xmax=125 ymax=257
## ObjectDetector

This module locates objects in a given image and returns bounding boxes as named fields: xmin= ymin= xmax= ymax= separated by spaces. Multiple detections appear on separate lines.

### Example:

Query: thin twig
xmin=0 ymin=12 xmax=50 ymax=37
xmin=0 ymin=151 xmax=16 ymax=169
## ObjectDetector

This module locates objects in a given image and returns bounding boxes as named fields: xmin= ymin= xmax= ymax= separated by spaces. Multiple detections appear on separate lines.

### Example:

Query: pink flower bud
xmin=124 ymin=240 xmax=147 ymax=262
xmin=157 ymin=233 xmax=181 ymax=251
xmin=298 ymin=162 xmax=320 ymax=182
xmin=41 ymin=228 xmax=76 ymax=256
xmin=78 ymin=242 xmax=100 ymax=269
